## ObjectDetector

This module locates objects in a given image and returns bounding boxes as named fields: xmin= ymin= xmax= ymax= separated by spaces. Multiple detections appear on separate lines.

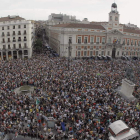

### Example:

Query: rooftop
xmin=53 ymin=23 xmax=106 ymax=30
xmin=0 ymin=15 xmax=25 ymax=22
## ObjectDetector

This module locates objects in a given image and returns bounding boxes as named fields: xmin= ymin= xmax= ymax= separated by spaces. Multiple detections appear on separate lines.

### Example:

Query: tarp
xmin=61 ymin=122 xmax=65 ymax=131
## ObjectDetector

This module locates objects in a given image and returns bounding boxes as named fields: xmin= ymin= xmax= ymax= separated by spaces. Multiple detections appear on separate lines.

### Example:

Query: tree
xmin=34 ymin=39 xmax=43 ymax=53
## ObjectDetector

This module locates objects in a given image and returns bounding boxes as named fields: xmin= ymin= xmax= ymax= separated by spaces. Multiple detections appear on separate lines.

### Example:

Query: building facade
xmin=0 ymin=15 xmax=34 ymax=60
xmin=49 ymin=3 xmax=140 ymax=58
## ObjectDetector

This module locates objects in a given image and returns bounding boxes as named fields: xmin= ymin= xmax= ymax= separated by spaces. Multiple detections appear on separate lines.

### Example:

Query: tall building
xmin=0 ymin=15 xmax=34 ymax=60
xmin=45 ymin=13 xmax=81 ymax=43
xmin=49 ymin=3 xmax=140 ymax=58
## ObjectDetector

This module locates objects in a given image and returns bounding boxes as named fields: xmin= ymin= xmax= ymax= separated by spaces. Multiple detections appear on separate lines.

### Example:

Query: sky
xmin=0 ymin=0 xmax=140 ymax=26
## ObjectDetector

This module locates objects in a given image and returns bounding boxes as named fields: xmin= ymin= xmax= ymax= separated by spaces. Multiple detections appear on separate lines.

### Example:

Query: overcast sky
xmin=0 ymin=0 xmax=140 ymax=26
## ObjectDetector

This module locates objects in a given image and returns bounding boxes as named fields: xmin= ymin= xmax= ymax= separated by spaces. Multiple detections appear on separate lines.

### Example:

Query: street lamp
xmin=68 ymin=39 xmax=72 ymax=70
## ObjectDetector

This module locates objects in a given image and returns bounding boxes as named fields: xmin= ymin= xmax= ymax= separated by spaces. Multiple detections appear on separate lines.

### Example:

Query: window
xmin=90 ymin=51 xmax=93 ymax=56
xmin=24 ymin=25 xmax=26 ymax=28
xmin=90 ymin=46 xmax=93 ymax=50
xmin=108 ymin=51 xmax=110 ymax=55
xmin=122 ymin=52 xmax=124 ymax=55
xmin=78 ymin=46 xmax=81 ymax=50
xmin=13 ymin=31 xmax=15 ymax=35
xmin=7 ymin=26 xmax=9 ymax=30
xmin=24 ymin=37 xmax=27 ymax=41
xmin=13 ymin=37 xmax=16 ymax=42
xmin=127 ymin=39 xmax=129 ymax=45
xmin=19 ymin=44 xmax=21 ymax=48
xmin=131 ymin=40 xmax=133 ymax=45
xmin=78 ymin=37 xmax=81 ymax=44
xmin=24 ymin=30 xmax=26 ymax=35
xmin=18 ymin=25 xmax=20 ymax=29
xmin=96 ymin=51 xmax=98 ymax=56
xmin=102 ymin=38 xmax=105 ymax=44
xmin=8 ymin=38 xmax=10 ymax=42
xmin=2 ymin=38 xmax=5 ymax=43
xmin=18 ymin=37 xmax=21 ymax=41
xmin=18 ymin=31 xmax=21 ymax=35
xmin=2 ymin=27 xmax=4 ymax=30
xmin=84 ymin=51 xmax=87 ymax=56
xmin=96 ymin=37 xmax=100 ymax=43
xmin=108 ymin=38 xmax=111 ymax=43
xmin=69 ymin=37 xmax=72 ymax=43
xmin=110 ymin=16 xmax=112 ymax=21
xmin=8 ymin=45 xmax=10 ymax=49
xmin=90 ymin=36 xmax=94 ymax=44
xmin=117 ymin=51 xmax=119 ymax=56
xmin=78 ymin=51 xmax=80 ymax=56
xmin=24 ymin=43 xmax=27 ymax=47
xmin=138 ymin=41 xmax=140 ymax=46
xmin=118 ymin=39 xmax=121 ymax=44
xmin=123 ymin=39 xmax=125 ymax=45
xmin=101 ymin=51 xmax=104 ymax=55
xmin=2 ymin=32 xmax=4 ymax=36
xmin=84 ymin=37 xmax=88 ymax=44
xmin=3 ymin=45 xmax=6 ymax=49
xmin=13 ymin=25 xmax=15 ymax=29
xmin=135 ymin=40 xmax=137 ymax=46
xmin=13 ymin=44 xmax=16 ymax=49
xmin=7 ymin=32 xmax=10 ymax=36
xmin=84 ymin=46 xmax=87 ymax=50
xmin=115 ymin=17 xmax=118 ymax=21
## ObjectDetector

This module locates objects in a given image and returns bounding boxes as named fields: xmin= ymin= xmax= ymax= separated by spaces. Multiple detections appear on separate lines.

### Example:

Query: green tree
xmin=34 ymin=39 xmax=42 ymax=53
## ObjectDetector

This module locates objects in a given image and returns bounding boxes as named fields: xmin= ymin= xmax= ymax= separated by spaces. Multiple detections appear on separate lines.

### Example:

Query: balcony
xmin=90 ymin=42 xmax=93 ymax=44
xmin=13 ymin=33 xmax=16 ymax=36
xmin=18 ymin=39 xmax=21 ymax=42
xmin=96 ymin=42 xmax=99 ymax=44
xmin=18 ymin=33 xmax=21 ymax=35
xmin=7 ymin=41 xmax=11 ymax=43
xmin=102 ymin=42 xmax=105 ymax=44
xmin=2 ymin=34 xmax=5 ymax=37
xmin=7 ymin=34 xmax=10 ymax=36
xmin=24 ymin=39 xmax=27 ymax=41
xmin=2 ymin=41 xmax=5 ymax=43
xmin=78 ymin=42 xmax=81 ymax=44
xmin=23 ymin=32 xmax=26 ymax=35
xmin=13 ymin=40 xmax=16 ymax=42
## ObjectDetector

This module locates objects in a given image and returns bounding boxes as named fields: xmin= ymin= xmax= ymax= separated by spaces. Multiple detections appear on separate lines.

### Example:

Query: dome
xmin=112 ymin=3 xmax=117 ymax=8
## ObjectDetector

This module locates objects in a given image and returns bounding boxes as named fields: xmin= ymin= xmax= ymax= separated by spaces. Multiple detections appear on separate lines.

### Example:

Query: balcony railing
xmin=13 ymin=40 xmax=16 ymax=42
xmin=23 ymin=33 xmax=26 ymax=35
xmin=7 ymin=34 xmax=10 ymax=36
xmin=102 ymin=42 xmax=105 ymax=44
xmin=13 ymin=33 xmax=16 ymax=35
xmin=7 ymin=41 xmax=11 ymax=43
xmin=2 ymin=34 xmax=5 ymax=37
xmin=96 ymin=42 xmax=99 ymax=44
xmin=18 ymin=33 xmax=21 ymax=35
xmin=24 ymin=39 xmax=27 ymax=41
xmin=84 ymin=42 xmax=87 ymax=44
xmin=18 ymin=39 xmax=21 ymax=42
xmin=78 ymin=42 xmax=81 ymax=44
xmin=2 ymin=41 xmax=5 ymax=43
xmin=90 ymin=42 xmax=93 ymax=44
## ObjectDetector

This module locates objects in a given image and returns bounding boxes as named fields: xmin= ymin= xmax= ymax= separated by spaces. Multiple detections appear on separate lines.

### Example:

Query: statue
xmin=125 ymin=68 xmax=135 ymax=83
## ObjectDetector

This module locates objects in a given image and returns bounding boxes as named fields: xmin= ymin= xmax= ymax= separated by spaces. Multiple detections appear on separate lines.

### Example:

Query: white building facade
xmin=49 ymin=3 xmax=140 ymax=58
xmin=0 ymin=15 xmax=34 ymax=60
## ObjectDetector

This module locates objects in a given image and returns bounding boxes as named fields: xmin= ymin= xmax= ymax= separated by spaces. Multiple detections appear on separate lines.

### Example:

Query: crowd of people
xmin=0 ymin=53 xmax=140 ymax=140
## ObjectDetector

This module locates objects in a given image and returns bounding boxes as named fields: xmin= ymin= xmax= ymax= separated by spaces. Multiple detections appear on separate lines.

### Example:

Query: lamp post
xmin=68 ymin=39 xmax=72 ymax=71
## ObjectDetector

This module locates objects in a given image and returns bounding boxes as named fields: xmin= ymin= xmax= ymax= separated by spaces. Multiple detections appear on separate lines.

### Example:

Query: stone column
xmin=1 ymin=52 xmax=3 ymax=60
xmin=22 ymin=50 xmax=24 ymax=59
xmin=17 ymin=50 xmax=19 ymax=59
xmin=6 ymin=51 xmax=8 ymax=61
